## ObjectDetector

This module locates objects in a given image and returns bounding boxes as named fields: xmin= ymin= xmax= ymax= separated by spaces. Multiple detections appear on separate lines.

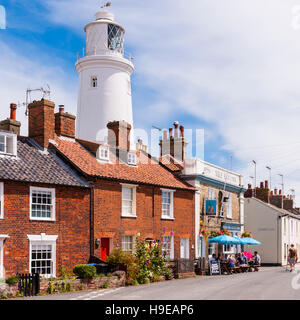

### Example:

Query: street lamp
xmin=252 ymin=160 xmax=256 ymax=198
xmin=278 ymin=174 xmax=284 ymax=209
xmin=266 ymin=166 xmax=271 ymax=190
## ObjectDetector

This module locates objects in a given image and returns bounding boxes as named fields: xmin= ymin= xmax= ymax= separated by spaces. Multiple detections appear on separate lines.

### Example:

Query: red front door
xmin=100 ymin=238 xmax=110 ymax=261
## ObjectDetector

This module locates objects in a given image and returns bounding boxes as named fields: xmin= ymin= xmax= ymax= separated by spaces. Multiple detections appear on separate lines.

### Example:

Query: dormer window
xmin=0 ymin=133 xmax=17 ymax=156
xmin=97 ymin=146 xmax=109 ymax=161
xmin=127 ymin=152 xmax=137 ymax=165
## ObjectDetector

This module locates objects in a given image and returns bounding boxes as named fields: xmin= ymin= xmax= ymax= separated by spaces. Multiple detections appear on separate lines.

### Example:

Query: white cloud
xmin=2 ymin=0 xmax=300 ymax=205
xmin=43 ymin=0 xmax=300 ymax=204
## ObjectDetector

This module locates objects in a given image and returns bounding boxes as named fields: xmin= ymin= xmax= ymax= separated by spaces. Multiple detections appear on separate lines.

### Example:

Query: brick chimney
xmin=265 ymin=180 xmax=269 ymax=189
xmin=0 ymin=103 xmax=21 ymax=135
xmin=55 ymin=105 xmax=76 ymax=138
xmin=107 ymin=120 xmax=131 ymax=151
xmin=28 ymin=99 xmax=55 ymax=149
xmin=260 ymin=182 xmax=264 ymax=189
xmin=159 ymin=121 xmax=188 ymax=162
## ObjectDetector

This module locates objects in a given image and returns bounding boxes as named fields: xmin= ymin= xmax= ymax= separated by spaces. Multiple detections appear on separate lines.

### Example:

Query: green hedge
xmin=73 ymin=265 xmax=97 ymax=279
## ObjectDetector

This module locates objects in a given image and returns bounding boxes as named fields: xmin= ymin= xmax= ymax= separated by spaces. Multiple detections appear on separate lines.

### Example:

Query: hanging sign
xmin=205 ymin=200 xmax=217 ymax=216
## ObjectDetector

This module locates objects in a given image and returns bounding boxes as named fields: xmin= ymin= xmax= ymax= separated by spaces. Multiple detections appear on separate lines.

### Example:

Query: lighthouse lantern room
xmin=76 ymin=8 xmax=135 ymax=148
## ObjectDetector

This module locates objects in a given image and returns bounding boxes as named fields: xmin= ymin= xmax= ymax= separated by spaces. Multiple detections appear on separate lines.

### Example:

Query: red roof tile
xmin=159 ymin=154 xmax=184 ymax=172
xmin=52 ymin=137 xmax=194 ymax=191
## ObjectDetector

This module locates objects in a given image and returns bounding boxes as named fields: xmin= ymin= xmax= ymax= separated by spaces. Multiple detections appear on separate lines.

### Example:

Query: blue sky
xmin=1 ymin=0 xmax=300 ymax=203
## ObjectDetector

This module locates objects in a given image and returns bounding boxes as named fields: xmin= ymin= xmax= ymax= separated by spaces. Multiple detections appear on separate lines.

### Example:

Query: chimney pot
xmin=279 ymin=189 xmax=282 ymax=195
xmin=270 ymin=190 xmax=273 ymax=195
xmin=169 ymin=128 xmax=173 ymax=139
xmin=59 ymin=105 xmax=65 ymax=113
xmin=260 ymin=182 xmax=264 ymax=189
xmin=179 ymin=125 xmax=184 ymax=137
xmin=174 ymin=121 xmax=179 ymax=138
xmin=274 ymin=189 xmax=277 ymax=195
xmin=248 ymin=184 xmax=252 ymax=189
xmin=10 ymin=103 xmax=17 ymax=120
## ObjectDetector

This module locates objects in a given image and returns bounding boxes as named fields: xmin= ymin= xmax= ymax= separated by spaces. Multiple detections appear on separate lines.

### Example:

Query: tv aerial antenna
xmin=20 ymin=85 xmax=51 ymax=116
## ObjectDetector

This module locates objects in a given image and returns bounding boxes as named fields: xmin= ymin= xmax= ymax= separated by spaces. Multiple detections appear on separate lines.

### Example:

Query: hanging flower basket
xmin=200 ymin=228 xmax=210 ymax=238
xmin=222 ymin=228 xmax=232 ymax=236
xmin=210 ymin=230 xmax=219 ymax=238
xmin=241 ymin=231 xmax=252 ymax=238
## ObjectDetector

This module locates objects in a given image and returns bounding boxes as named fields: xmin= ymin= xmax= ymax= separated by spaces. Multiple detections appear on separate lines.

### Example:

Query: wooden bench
xmin=240 ymin=265 xmax=250 ymax=273
xmin=249 ymin=264 xmax=260 ymax=272
xmin=233 ymin=266 xmax=241 ymax=273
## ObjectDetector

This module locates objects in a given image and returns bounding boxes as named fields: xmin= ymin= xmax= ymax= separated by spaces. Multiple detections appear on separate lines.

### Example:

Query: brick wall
xmin=92 ymin=179 xmax=195 ymax=260
xmin=0 ymin=181 xmax=90 ymax=277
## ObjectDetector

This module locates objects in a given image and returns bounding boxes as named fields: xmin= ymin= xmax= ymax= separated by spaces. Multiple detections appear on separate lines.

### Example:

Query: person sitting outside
xmin=227 ymin=255 xmax=236 ymax=268
xmin=251 ymin=251 xmax=261 ymax=265
xmin=209 ymin=253 xmax=217 ymax=262
xmin=242 ymin=252 xmax=248 ymax=265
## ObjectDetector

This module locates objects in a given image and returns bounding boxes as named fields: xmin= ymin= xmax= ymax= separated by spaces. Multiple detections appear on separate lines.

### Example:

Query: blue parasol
xmin=208 ymin=235 xmax=244 ymax=245
xmin=240 ymin=237 xmax=261 ymax=245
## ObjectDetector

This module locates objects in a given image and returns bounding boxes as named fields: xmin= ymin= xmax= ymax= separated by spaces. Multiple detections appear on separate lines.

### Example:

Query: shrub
xmin=73 ymin=264 xmax=97 ymax=279
xmin=107 ymin=273 xmax=113 ymax=277
xmin=107 ymin=249 xmax=135 ymax=272
xmin=5 ymin=276 xmax=18 ymax=285
xmin=66 ymin=282 xmax=73 ymax=292
xmin=102 ymin=281 xmax=109 ymax=289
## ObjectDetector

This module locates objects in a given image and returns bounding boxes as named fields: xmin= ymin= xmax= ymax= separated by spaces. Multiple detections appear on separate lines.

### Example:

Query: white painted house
xmin=244 ymin=197 xmax=300 ymax=265
xmin=76 ymin=9 xmax=135 ymax=148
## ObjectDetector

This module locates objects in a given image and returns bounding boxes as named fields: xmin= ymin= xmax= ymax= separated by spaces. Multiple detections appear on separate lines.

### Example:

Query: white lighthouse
xmin=75 ymin=8 xmax=135 ymax=148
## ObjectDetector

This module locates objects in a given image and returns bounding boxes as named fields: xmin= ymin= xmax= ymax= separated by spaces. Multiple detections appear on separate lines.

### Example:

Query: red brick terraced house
xmin=0 ymin=103 xmax=90 ymax=279
xmin=0 ymin=99 xmax=196 ymax=278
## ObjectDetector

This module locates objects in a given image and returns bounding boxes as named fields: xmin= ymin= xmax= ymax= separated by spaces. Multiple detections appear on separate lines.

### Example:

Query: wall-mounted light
xmin=95 ymin=239 xmax=101 ymax=248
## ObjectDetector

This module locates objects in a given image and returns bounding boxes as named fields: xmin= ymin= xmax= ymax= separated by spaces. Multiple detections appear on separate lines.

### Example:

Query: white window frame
xmin=227 ymin=193 xmax=232 ymax=219
xmin=0 ymin=182 xmax=3 ymax=219
xmin=0 ymin=132 xmax=17 ymax=156
xmin=162 ymin=235 xmax=174 ymax=260
xmin=180 ymin=238 xmax=190 ymax=259
xmin=0 ymin=235 xmax=9 ymax=279
xmin=28 ymin=234 xmax=58 ymax=278
xmin=97 ymin=146 xmax=109 ymax=161
xmin=208 ymin=188 xmax=215 ymax=200
xmin=122 ymin=235 xmax=135 ymax=253
xmin=127 ymin=152 xmax=137 ymax=165
xmin=161 ymin=189 xmax=175 ymax=220
xmin=121 ymin=184 xmax=137 ymax=218
xmin=30 ymin=187 xmax=56 ymax=221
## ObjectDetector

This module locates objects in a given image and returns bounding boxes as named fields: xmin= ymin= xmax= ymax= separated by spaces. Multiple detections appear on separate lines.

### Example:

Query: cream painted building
xmin=181 ymin=158 xmax=246 ymax=259
xmin=244 ymin=197 xmax=300 ymax=265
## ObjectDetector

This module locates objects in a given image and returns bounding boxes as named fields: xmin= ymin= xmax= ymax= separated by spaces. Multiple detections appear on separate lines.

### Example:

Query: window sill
xmin=121 ymin=215 xmax=137 ymax=219
xmin=30 ymin=218 xmax=55 ymax=222
xmin=161 ymin=216 xmax=175 ymax=221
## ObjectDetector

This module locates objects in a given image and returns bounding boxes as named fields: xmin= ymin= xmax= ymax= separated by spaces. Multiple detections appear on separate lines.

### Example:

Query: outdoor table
xmin=220 ymin=261 xmax=232 ymax=275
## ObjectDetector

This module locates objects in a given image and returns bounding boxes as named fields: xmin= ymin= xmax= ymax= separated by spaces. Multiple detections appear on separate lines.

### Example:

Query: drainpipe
xmin=90 ymin=182 xmax=95 ymax=257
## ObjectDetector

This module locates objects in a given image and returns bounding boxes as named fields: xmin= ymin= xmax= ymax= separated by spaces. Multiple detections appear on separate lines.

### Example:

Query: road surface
xmin=13 ymin=266 xmax=300 ymax=300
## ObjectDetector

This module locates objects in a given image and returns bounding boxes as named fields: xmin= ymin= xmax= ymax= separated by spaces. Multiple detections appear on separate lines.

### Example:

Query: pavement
xmin=11 ymin=266 xmax=300 ymax=300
